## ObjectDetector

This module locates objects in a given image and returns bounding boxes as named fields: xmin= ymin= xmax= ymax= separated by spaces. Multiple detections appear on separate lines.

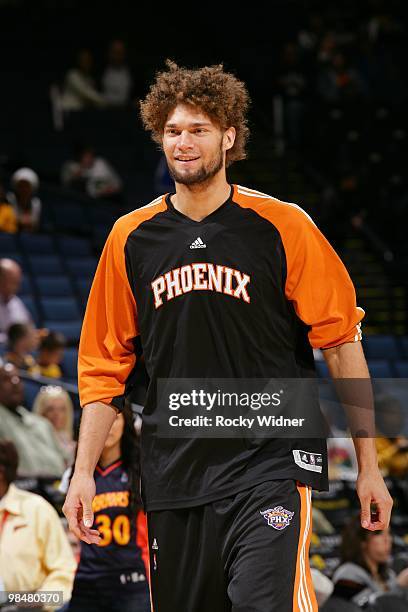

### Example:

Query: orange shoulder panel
xmin=78 ymin=196 xmax=167 ymax=408
xmin=232 ymin=184 xmax=364 ymax=349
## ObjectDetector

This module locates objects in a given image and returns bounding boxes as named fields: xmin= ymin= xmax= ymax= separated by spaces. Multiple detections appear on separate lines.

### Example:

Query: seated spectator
xmin=317 ymin=52 xmax=367 ymax=103
xmin=33 ymin=385 xmax=76 ymax=465
xmin=37 ymin=330 xmax=66 ymax=378
xmin=277 ymin=42 xmax=308 ymax=147
xmin=0 ymin=361 xmax=66 ymax=477
xmin=61 ymin=49 xmax=106 ymax=111
xmin=102 ymin=39 xmax=133 ymax=107
xmin=0 ymin=179 xmax=17 ymax=233
xmin=331 ymin=515 xmax=408 ymax=607
xmin=0 ymin=258 xmax=33 ymax=346
xmin=375 ymin=395 xmax=408 ymax=479
xmin=0 ymin=440 xmax=76 ymax=605
xmin=5 ymin=322 xmax=40 ymax=375
xmin=61 ymin=144 xmax=123 ymax=200
xmin=7 ymin=167 xmax=42 ymax=231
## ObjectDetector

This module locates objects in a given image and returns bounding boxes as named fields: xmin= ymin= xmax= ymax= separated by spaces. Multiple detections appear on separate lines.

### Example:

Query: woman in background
xmin=331 ymin=515 xmax=408 ymax=607
xmin=33 ymin=385 xmax=76 ymax=465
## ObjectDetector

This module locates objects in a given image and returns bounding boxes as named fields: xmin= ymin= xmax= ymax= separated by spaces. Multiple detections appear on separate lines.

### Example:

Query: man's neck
xmin=172 ymin=173 xmax=231 ymax=222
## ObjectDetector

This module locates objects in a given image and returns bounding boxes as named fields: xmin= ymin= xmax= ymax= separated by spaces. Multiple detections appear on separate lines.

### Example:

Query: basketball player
xmin=63 ymin=61 xmax=392 ymax=611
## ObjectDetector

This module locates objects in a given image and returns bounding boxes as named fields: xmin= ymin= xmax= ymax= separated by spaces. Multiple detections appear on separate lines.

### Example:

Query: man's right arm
xmin=62 ymin=402 xmax=117 ymax=544
xmin=64 ymin=219 xmax=141 ymax=543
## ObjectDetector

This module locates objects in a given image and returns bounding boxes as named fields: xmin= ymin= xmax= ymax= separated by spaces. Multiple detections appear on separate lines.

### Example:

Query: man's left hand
xmin=356 ymin=467 xmax=393 ymax=531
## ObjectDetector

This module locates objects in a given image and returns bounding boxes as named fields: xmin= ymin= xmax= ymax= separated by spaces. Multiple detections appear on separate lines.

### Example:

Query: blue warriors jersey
xmin=75 ymin=459 xmax=148 ymax=589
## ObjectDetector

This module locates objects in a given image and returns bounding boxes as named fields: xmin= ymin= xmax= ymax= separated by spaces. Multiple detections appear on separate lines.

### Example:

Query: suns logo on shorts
xmin=260 ymin=506 xmax=294 ymax=530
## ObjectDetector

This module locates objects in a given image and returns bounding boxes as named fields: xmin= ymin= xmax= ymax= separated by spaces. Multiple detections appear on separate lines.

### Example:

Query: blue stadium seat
xmin=19 ymin=233 xmax=55 ymax=254
xmin=66 ymin=257 xmax=97 ymax=277
xmin=0 ymin=232 xmax=18 ymax=254
xmin=36 ymin=276 xmax=74 ymax=297
xmin=18 ymin=275 xmax=33 ymax=296
xmin=28 ymin=254 xmax=64 ymax=275
xmin=43 ymin=321 xmax=82 ymax=344
xmin=59 ymin=235 xmax=92 ymax=257
xmin=400 ymin=336 xmax=408 ymax=359
xmin=364 ymin=335 xmax=400 ymax=360
xmin=54 ymin=204 xmax=88 ymax=232
xmin=23 ymin=378 xmax=42 ymax=410
xmin=40 ymin=297 xmax=81 ymax=321
xmin=367 ymin=360 xmax=393 ymax=378
xmin=20 ymin=295 xmax=40 ymax=326
xmin=395 ymin=361 xmax=408 ymax=378
xmin=76 ymin=277 xmax=93 ymax=305
xmin=61 ymin=347 xmax=78 ymax=380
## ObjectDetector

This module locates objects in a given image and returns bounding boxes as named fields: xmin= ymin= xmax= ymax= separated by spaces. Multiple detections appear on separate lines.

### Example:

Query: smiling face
xmin=162 ymin=104 xmax=235 ymax=186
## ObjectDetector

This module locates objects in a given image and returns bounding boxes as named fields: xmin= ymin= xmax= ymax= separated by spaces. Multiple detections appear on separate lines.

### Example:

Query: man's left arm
xmin=323 ymin=341 xmax=393 ymax=530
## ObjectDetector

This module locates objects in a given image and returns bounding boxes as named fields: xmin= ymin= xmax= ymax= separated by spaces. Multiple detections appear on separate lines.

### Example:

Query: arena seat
xmin=61 ymin=347 xmax=78 ymax=380
xmin=54 ymin=203 xmax=89 ymax=232
xmin=28 ymin=254 xmax=64 ymax=276
xmin=43 ymin=320 xmax=82 ymax=344
xmin=367 ymin=359 xmax=394 ymax=378
xmin=59 ymin=235 xmax=93 ymax=257
xmin=400 ymin=336 xmax=408 ymax=359
xmin=20 ymin=295 xmax=40 ymax=326
xmin=363 ymin=335 xmax=400 ymax=360
xmin=19 ymin=233 xmax=55 ymax=254
xmin=395 ymin=361 xmax=408 ymax=378
xmin=66 ymin=257 xmax=97 ymax=277
xmin=18 ymin=275 xmax=33 ymax=296
xmin=24 ymin=378 xmax=42 ymax=410
xmin=36 ymin=276 xmax=74 ymax=297
xmin=0 ymin=232 xmax=18 ymax=255
xmin=40 ymin=297 xmax=81 ymax=321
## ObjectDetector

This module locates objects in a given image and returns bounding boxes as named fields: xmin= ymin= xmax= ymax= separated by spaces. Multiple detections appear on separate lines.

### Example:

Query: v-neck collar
xmin=95 ymin=458 xmax=123 ymax=477
xmin=165 ymin=184 xmax=234 ymax=224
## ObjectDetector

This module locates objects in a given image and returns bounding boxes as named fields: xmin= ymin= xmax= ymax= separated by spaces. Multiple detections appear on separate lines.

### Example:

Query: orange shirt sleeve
xmin=78 ymin=219 xmax=139 ymax=409
xmin=234 ymin=191 xmax=365 ymax=350
xmin=278 ymin=205 xmax=364 ymax=349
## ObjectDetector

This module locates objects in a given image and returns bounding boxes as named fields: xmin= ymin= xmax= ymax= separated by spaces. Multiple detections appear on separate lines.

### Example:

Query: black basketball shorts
xmin=147 ymin=479 xmax=318 ymax=612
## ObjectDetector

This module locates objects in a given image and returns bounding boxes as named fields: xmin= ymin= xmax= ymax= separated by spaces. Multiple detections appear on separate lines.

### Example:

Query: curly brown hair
xmin=140 ymin=60 xmax=250 ymax=167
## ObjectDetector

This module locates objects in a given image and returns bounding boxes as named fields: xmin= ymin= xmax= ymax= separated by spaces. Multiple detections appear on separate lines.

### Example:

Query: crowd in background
xmin=1 ymin=1 xmax=408 ymax=609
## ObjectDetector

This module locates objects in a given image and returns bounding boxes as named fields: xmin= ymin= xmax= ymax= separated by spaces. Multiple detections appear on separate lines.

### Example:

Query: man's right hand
xmin=62 ymin=472 xmax=101 ymax=544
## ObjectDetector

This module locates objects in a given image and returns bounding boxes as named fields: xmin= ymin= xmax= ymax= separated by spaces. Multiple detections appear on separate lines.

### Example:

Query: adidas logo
xmin=190 ymin=237 xmax=206 ymax=249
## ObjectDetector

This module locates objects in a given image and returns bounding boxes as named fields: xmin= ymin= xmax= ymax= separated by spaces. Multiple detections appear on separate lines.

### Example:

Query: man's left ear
xmin=224 ymin=127 xmax=236 ymax=151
